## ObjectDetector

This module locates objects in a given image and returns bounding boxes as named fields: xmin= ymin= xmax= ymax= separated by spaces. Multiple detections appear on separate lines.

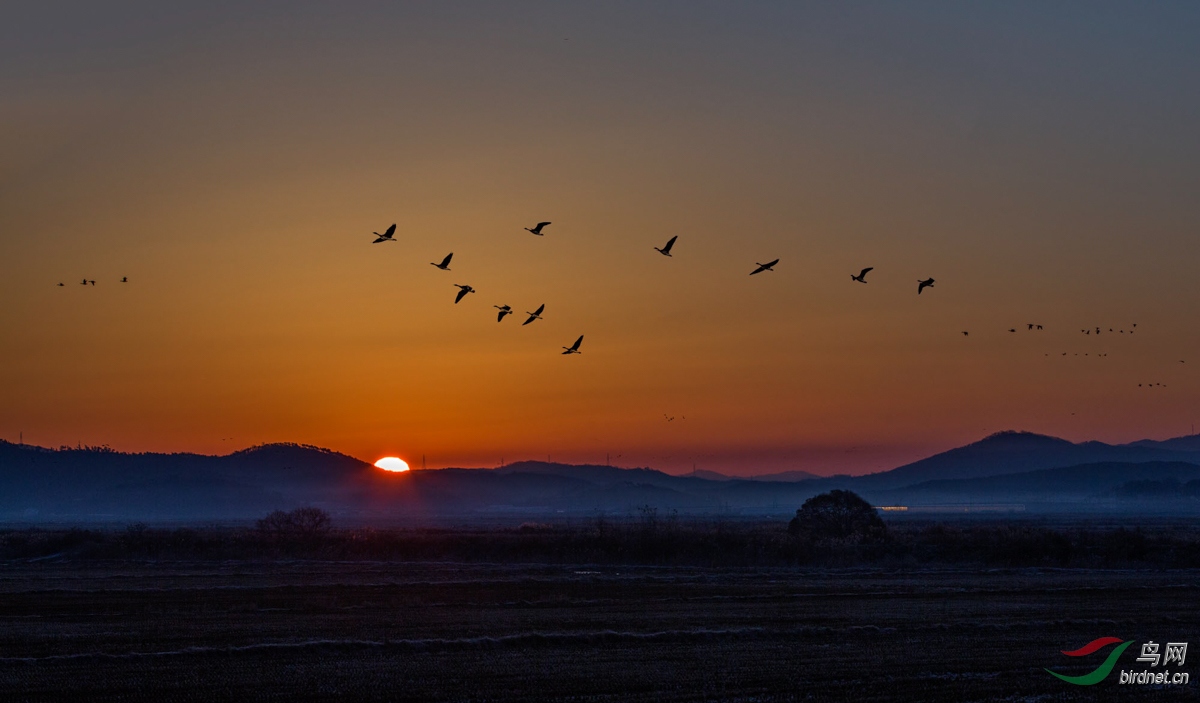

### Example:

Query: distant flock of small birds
xmin=60 ymin=277 xmax=127 ymax=287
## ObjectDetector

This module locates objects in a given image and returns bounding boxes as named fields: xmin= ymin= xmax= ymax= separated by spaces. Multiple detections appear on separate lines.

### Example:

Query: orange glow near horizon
xmin=3 ymin=5 xmax=1200 ymax=478
xmin=374 ymin=457 xmax=410 ymax=473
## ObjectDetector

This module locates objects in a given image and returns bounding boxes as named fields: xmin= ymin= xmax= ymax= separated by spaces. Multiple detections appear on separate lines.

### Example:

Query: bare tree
xmin=257 ymin=507 xmax=332 ymax=546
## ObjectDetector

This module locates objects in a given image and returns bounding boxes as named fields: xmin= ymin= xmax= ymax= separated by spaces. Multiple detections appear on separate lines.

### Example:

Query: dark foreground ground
xmin=1 ymin=557 xmax=1197 ymax=701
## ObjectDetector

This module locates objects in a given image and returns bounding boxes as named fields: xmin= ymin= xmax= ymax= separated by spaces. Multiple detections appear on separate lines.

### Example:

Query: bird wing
xmin=533 ymin=304 xmax=545 ymax=316
xmin=455 ymin=288 xmax=468 ymax=303
xmin=767 ymin=258 xmax=779 ymax=267
xmin=859 ymin=267 xmax=873 ymax=277
xmin=439 ymin=253 xmax=453 ymax=267
xmin=571 ymin=335 xmax=583 ymax=350
xmin=664 ymin=235 xmax=677 ymax=251
xmin=385 ymin=224 xmax=396 ymax=237
xmin=537 ymin=222 xmax=551 ymax=229
xmin=523 ymin=315 xmax=536 ymax=325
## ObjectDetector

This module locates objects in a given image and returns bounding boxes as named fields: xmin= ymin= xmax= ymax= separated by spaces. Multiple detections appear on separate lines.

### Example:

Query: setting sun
xmin=373 ymin=457 xmax=410 ymax=473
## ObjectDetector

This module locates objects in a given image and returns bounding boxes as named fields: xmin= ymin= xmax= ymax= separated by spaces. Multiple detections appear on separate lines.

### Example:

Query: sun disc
xmin=374 ymin=456 xmax=410 ymax=472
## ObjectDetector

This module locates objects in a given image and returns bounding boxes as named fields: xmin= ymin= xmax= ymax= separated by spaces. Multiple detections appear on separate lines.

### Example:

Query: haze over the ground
xmin=2 ymin=4 xmax=1199 ymax=476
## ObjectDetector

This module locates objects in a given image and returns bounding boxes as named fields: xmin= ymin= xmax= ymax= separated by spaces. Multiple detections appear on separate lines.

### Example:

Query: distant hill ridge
xmin=899 ymin=460 xmax=1200 ymax=498
xmin=3 ymin=431 xmax=1200 ymax=519
xmin=847 ymin=430 xmax=1200 ymax=490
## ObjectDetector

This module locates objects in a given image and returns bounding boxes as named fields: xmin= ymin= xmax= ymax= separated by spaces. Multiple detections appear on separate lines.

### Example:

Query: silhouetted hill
xmin=1115 ymin=477 xmax=1200 ymax=498
xmin=1125 ymin=434 xmax=1200 ymax=453
xmin=746 ymin=470 xmax=822 ymax=482
xmin=494 ymin=461 xmax=693 ymax=489
xmin=689 ymin=469 xmax=734 ymax=481
xmin=845 ymin=431 xmax=1200 ymax=490
xmin=892 ymin=461 xmax=1200 ymax=502
xmin=0 ymin=441 xmax=371 ymax=519
xmin=224 ymin=443 xmax=371 ymax=483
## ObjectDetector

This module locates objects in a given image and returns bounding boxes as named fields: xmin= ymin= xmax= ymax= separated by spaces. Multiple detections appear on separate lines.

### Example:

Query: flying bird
xmin=80 ymin=279 xmax=88 ymax=286
xmin=431 ymin=253 xmax=453 ymax=270
xmin=562 ymin=335 xmax=584 ymax=355
xmin=56 ymin=282 xmax=64 ymax=287
xmin=494 ymin=304 xmax=513 ymax=322
xmin=851 ymin=267 xmax=873 ymax=283
xmin=372 ymin=224 xmax=397 ymax=243
xmin=654 ymin=236 xmax=677 ymax=257
xmin=525 ymin=222 xmax=551 ymax=236
xmin=89 ymin=280 xmax=95 ymax=286
xmin=453 ymin=284 xmax=475 ymax=304
xmin=120 ymin=277 xmax=128 ymax=283
xmin=917 ymin=278 xmax=935 ymax=294
xmin=523 ymin=304 xmax=545 ymax=325
xmin=962 ymin=331 xmax=969 ymax=336
xmin=1008 ymin=328 xmax=1016 ymax=333
xmin=1027 ymin=324 xmax=1034 ymax=330
xmin=750 ymin=259 xmax=779 ymax=275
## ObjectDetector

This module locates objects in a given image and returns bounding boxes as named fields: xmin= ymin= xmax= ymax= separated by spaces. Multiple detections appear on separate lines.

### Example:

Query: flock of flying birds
xmin=56 ymin=224 xmax=1178 ymax=388
xmin=369 ymin=221 xmax=1184 ymax=392
xmin=59 ymin=277 xmax=128 ymax=286
xmin=374 ymin=221 xmax=585 ymax=354
xmin=369 ymin=222 xmax=942 ymax=357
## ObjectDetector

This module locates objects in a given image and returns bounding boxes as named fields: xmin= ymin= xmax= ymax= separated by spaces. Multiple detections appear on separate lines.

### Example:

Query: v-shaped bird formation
xmin=359 ymin=220 xmax=1167 ymax=383
xmin=364 ymin=218 xmax=948 ymax=358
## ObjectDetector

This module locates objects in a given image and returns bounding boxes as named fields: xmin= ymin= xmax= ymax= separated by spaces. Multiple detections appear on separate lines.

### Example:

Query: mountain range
xmin=2 ymin=430 xmax=1200 ymax=521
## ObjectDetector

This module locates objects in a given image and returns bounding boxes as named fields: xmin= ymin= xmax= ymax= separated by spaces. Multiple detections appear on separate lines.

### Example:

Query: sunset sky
xmin=3 ymin=3 xmax=1200 ymax=475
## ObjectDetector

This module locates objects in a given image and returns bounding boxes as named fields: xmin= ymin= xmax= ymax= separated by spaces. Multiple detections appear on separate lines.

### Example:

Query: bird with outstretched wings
xmin=372 ymin=223 xmax=397 ymax=243
xmin=750 ymin=259 xmax=779 ymax=275
xmin=523 ymin=304 xmax=545 ymax=326
xmin=453 ymin=284 xmax=475 ymax=304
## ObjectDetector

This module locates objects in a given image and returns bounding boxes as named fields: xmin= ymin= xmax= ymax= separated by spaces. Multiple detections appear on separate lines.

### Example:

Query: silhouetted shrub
xmin=257 ymin=507 xmax=332 ymax=548
xmin=788 ymin=490 xmax=887 ymax=544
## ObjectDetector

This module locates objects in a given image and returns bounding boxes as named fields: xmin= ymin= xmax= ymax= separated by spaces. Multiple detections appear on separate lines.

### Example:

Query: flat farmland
xmin=1 ymin=560 xmax=1197 ymax=702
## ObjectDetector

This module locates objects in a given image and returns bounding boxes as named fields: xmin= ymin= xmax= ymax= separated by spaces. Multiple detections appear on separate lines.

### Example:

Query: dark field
xmin=2 ymin=521 xmax=1198 ymax=701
